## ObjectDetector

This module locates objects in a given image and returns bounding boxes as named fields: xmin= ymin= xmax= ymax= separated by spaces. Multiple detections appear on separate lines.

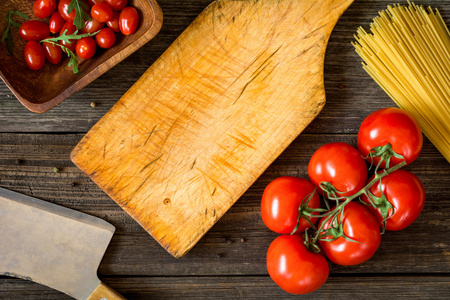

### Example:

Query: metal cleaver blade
xmin=0 ymin=187 xmax=125 ymax=300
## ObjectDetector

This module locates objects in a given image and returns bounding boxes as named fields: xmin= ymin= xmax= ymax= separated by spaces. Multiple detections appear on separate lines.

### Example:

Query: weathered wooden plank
xmin=0 ymin=133 xmax=448 ymax=276
xmin=1 ymin=275 xmax=449 ymax=299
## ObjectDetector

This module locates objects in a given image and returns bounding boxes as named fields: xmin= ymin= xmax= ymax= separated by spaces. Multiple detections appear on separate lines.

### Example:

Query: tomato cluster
xmin=262 ymin=107 xmax=425 ymax=295
xmin=19 ymin=0 xmax=140 ymax=71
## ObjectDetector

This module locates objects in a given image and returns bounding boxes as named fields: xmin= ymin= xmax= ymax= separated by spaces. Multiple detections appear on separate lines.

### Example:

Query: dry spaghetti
xmin=353 ymin=1 xmax=450 ymax=163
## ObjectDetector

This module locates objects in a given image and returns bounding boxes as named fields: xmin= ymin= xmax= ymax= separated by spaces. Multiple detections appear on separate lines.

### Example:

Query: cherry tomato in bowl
xmin=95 ymin=27 xmax=116 ymax=48
xmin=24 ymin=41 xmax=46 ymax=71
xmin=76 ymin=36 xmax=97 ymax=59
xmin=308 ymin=142 xmax=368 ymax=198
xmin=318 ymin=202 xmax=381 ymax=266
xmin=119 ymin=7 xmax=139 ymax=35
xmin=91 ymin=2 xmax=114 ymax=23
xmin=19 ymin=20 xmax=51 ymax=42
xmin=33 ymin=0 xmax=57 ymax=19
xmin=49 ymin=11 xmax=66 ymax=34
xmin=361 ymin=169 xmax=425 ymax=231
xmin=105 ymin=0 xmax=128 ymax=11
xmin=358 ymin=107 xmax=423 ymax=169
xmin=42 ymin=39 xmax=63 ymax=64
xmin=261 ymin=177 xmax=321 ymax=234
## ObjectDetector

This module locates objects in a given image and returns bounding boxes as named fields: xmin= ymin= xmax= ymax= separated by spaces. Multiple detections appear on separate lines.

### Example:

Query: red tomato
xmin=106 ymin=10 xmax=120 ymax=32
xmin=358 ymin=107 xmax=423 ymax=169
xmin=19 ymin=20 xmax=51 ymax=42
xmin=42 ymin=40 xmax=62 ymax=64
xmin=33 ymin=0 xmax=57 ymax=19
xmin=95 ymin=27 xmax=116 ymax=48
xmin=267 ymin=235 xmax=329 ymax=295
xmin=362 ymin=170 xmax=425 ymax=231
xmin=119 ymin=7 xmax=139 ymax=35
xmin=91 ymin=2 xmax=113 ymax=22
xmin=24 ymin=41 xmax=46 ymax=71
xmin=58 ymin=0 xmax=90 ymax=23
xmin=261 ymin=177 xmax=321 ymax=234
xmin=308 ymin=142 xmax=368 ymax=198
xmin=80 ymin=16 xmax=105 ymax=34
xmin=87 ymin=0 xmax=105 ymax=6
xmin=319 ymin=202 xmax=381 ymax=266
xmin=105 ymin=0 xmax=127 ymax=11
xmin=76 ymin=36 xmax=97 ymax=59
xmin=49 ymin=11 xmax=66 ymax=34
xmin=59 ymin=22 xmax=77 ymax=52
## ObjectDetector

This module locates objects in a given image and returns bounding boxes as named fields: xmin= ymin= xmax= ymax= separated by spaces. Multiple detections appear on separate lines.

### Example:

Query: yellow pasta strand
xmin=353 ymin=1 xmax=450 ymax=163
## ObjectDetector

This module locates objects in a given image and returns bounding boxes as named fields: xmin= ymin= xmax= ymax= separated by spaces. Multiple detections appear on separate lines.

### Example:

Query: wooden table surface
xmin=1 ymin=0 xmax=449 ymax=299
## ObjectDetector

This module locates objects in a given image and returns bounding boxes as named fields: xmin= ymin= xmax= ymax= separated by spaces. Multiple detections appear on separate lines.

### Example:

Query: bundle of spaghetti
xmin=353 ymin=1 xmax=450 ymax=163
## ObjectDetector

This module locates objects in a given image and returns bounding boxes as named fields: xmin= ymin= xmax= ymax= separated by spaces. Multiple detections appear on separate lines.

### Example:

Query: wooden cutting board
xmin=71 ymin=0 xmax=354 ymax=258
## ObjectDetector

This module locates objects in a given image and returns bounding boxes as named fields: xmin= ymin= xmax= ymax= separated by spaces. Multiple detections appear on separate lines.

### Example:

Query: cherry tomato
xmin=33 ymin=0 xmax=57 ymax=19
xmin=362 ymin=170 xmax=425 ymax=231
xmin=42 ymin=39 xmax=62 ymax=64
xmin=261 ymin=177 xmax=321 ymax=234
xmin=267 ymin=235 xmax=329 ymax=295
xmin=24 ymin=41 xmax=46 ymax=71
xmin=87 ymin=0 xmax=105 ymax=6
xmin=49 ymin=11 xmax=65 ymax=34
xmin=319 ymin=202 xmax=381 ymax=266
xmin=91 ymin=2 xmax=113 ymax=22
xmin=59 ymin=22 xmax=77 ymax=52
xmin=95 ymin=27 xmax=116 ymax=48
xmin=80 ymin=16 xmax=105 ymax=34
xmin=105 ymin=0 xmax=127 ymax=11
xmin=76 ymin=36 xmax=97 ymax=59
xmin=106 ymin=10 xmax=120 ymax=32
xmin=58 ymin=0 xmax=90 ymax=23
xmin=308 ymin=142 xmax=368 ymax=198
xmin=358 ymin=107 xmax=423 ymax=169
xmin=119 ymin=7 xmax=139 ymax=35
xmin=19 ymin=20 xmax=51 ymax=42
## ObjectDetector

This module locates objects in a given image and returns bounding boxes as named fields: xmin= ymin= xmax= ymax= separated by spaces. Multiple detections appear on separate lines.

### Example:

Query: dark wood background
xmin=1 ymin=0 xmax=449 ymax=298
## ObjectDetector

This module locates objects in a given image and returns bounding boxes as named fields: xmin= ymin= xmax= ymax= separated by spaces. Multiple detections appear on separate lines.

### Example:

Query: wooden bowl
xmin=0 ymin=0 xmax=163 ymax=113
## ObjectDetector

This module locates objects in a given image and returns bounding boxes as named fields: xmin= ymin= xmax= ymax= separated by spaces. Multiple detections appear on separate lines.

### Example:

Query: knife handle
xmin=87 ymin=282 xmax=126 ymax=300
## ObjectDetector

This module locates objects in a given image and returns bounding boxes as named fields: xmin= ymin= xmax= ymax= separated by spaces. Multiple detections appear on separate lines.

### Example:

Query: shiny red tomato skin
xmin=362 ymin=170 xmax=425 ymax=231
xmin=58 ymin=0 xmax=90 ymax=23
xmin=106 ymin=10 xmax=120 ymax=32
xmin=19 ymin=20 xmax=51 ymax=42
xmin=76 ymin=36 xmax=97 ymax=59
xmin=105 ymin=0 xmax=127 ymax=11
xmin=80 ymin=16 xmax=105 ymax=34
xmin=91 ymin=2 xmax=114 ymax=22
xmin=87 ymin=0 xmax=105 ymax=6
xmin=24 ymin=41 xmax=46 ymax=71
xmin=33 ymin=0 xmax=57 ymax=19
xmin=358 ymin=107 xmax=423 ymax=168
xmin=308 ymin=142 xmax=368 ymax=198
xmin=49 ymin=11 xmax=66 ymax=34
xmin=95 ymin=27 xmax=116 ymax=48
xmin=267 ymin=235 xmax=329 ymax=295
xmin=119 ymin=7 xmax=139 ymax=35
xmin=319 ymin=202 xmax=381 ymax=266
xmin=59 ymin=22 xmax=77 ymax=52
xmin=42 ymin=40 xmax=62 ymax=64
xmin=261 ymin=177 xmax=321 ymax=234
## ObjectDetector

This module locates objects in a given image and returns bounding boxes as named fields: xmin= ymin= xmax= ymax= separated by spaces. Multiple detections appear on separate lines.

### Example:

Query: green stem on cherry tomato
xmin=305 ymin=160 xmax=407 ymax=252
xmin=366 ymin=142 xmax=405 ymax=172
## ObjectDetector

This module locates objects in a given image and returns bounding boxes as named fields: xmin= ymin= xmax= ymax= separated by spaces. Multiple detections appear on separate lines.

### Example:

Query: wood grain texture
xmin=71 ymin=0 xmax=355 ymax=258
xmin=87 ymin=282 xmax=125 ymax=300
xmin=0 ymin=0 xmax=163 ymax=113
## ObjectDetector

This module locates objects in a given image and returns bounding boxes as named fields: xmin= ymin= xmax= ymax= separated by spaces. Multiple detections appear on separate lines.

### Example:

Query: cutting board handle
xmin=87 ymin=282 xmax=126 ymax=300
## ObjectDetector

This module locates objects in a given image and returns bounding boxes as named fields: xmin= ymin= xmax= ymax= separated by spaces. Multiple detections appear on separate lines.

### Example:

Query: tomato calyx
xmin=366 ymin=143 xmax=405 ymax=171
xmin=318 ymin=210 xmax=362 ymax=244
xmin=361 ymin=183 xmax=396 ymax=234
xmin=290 ymin=189 xmax=328 ymax=235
